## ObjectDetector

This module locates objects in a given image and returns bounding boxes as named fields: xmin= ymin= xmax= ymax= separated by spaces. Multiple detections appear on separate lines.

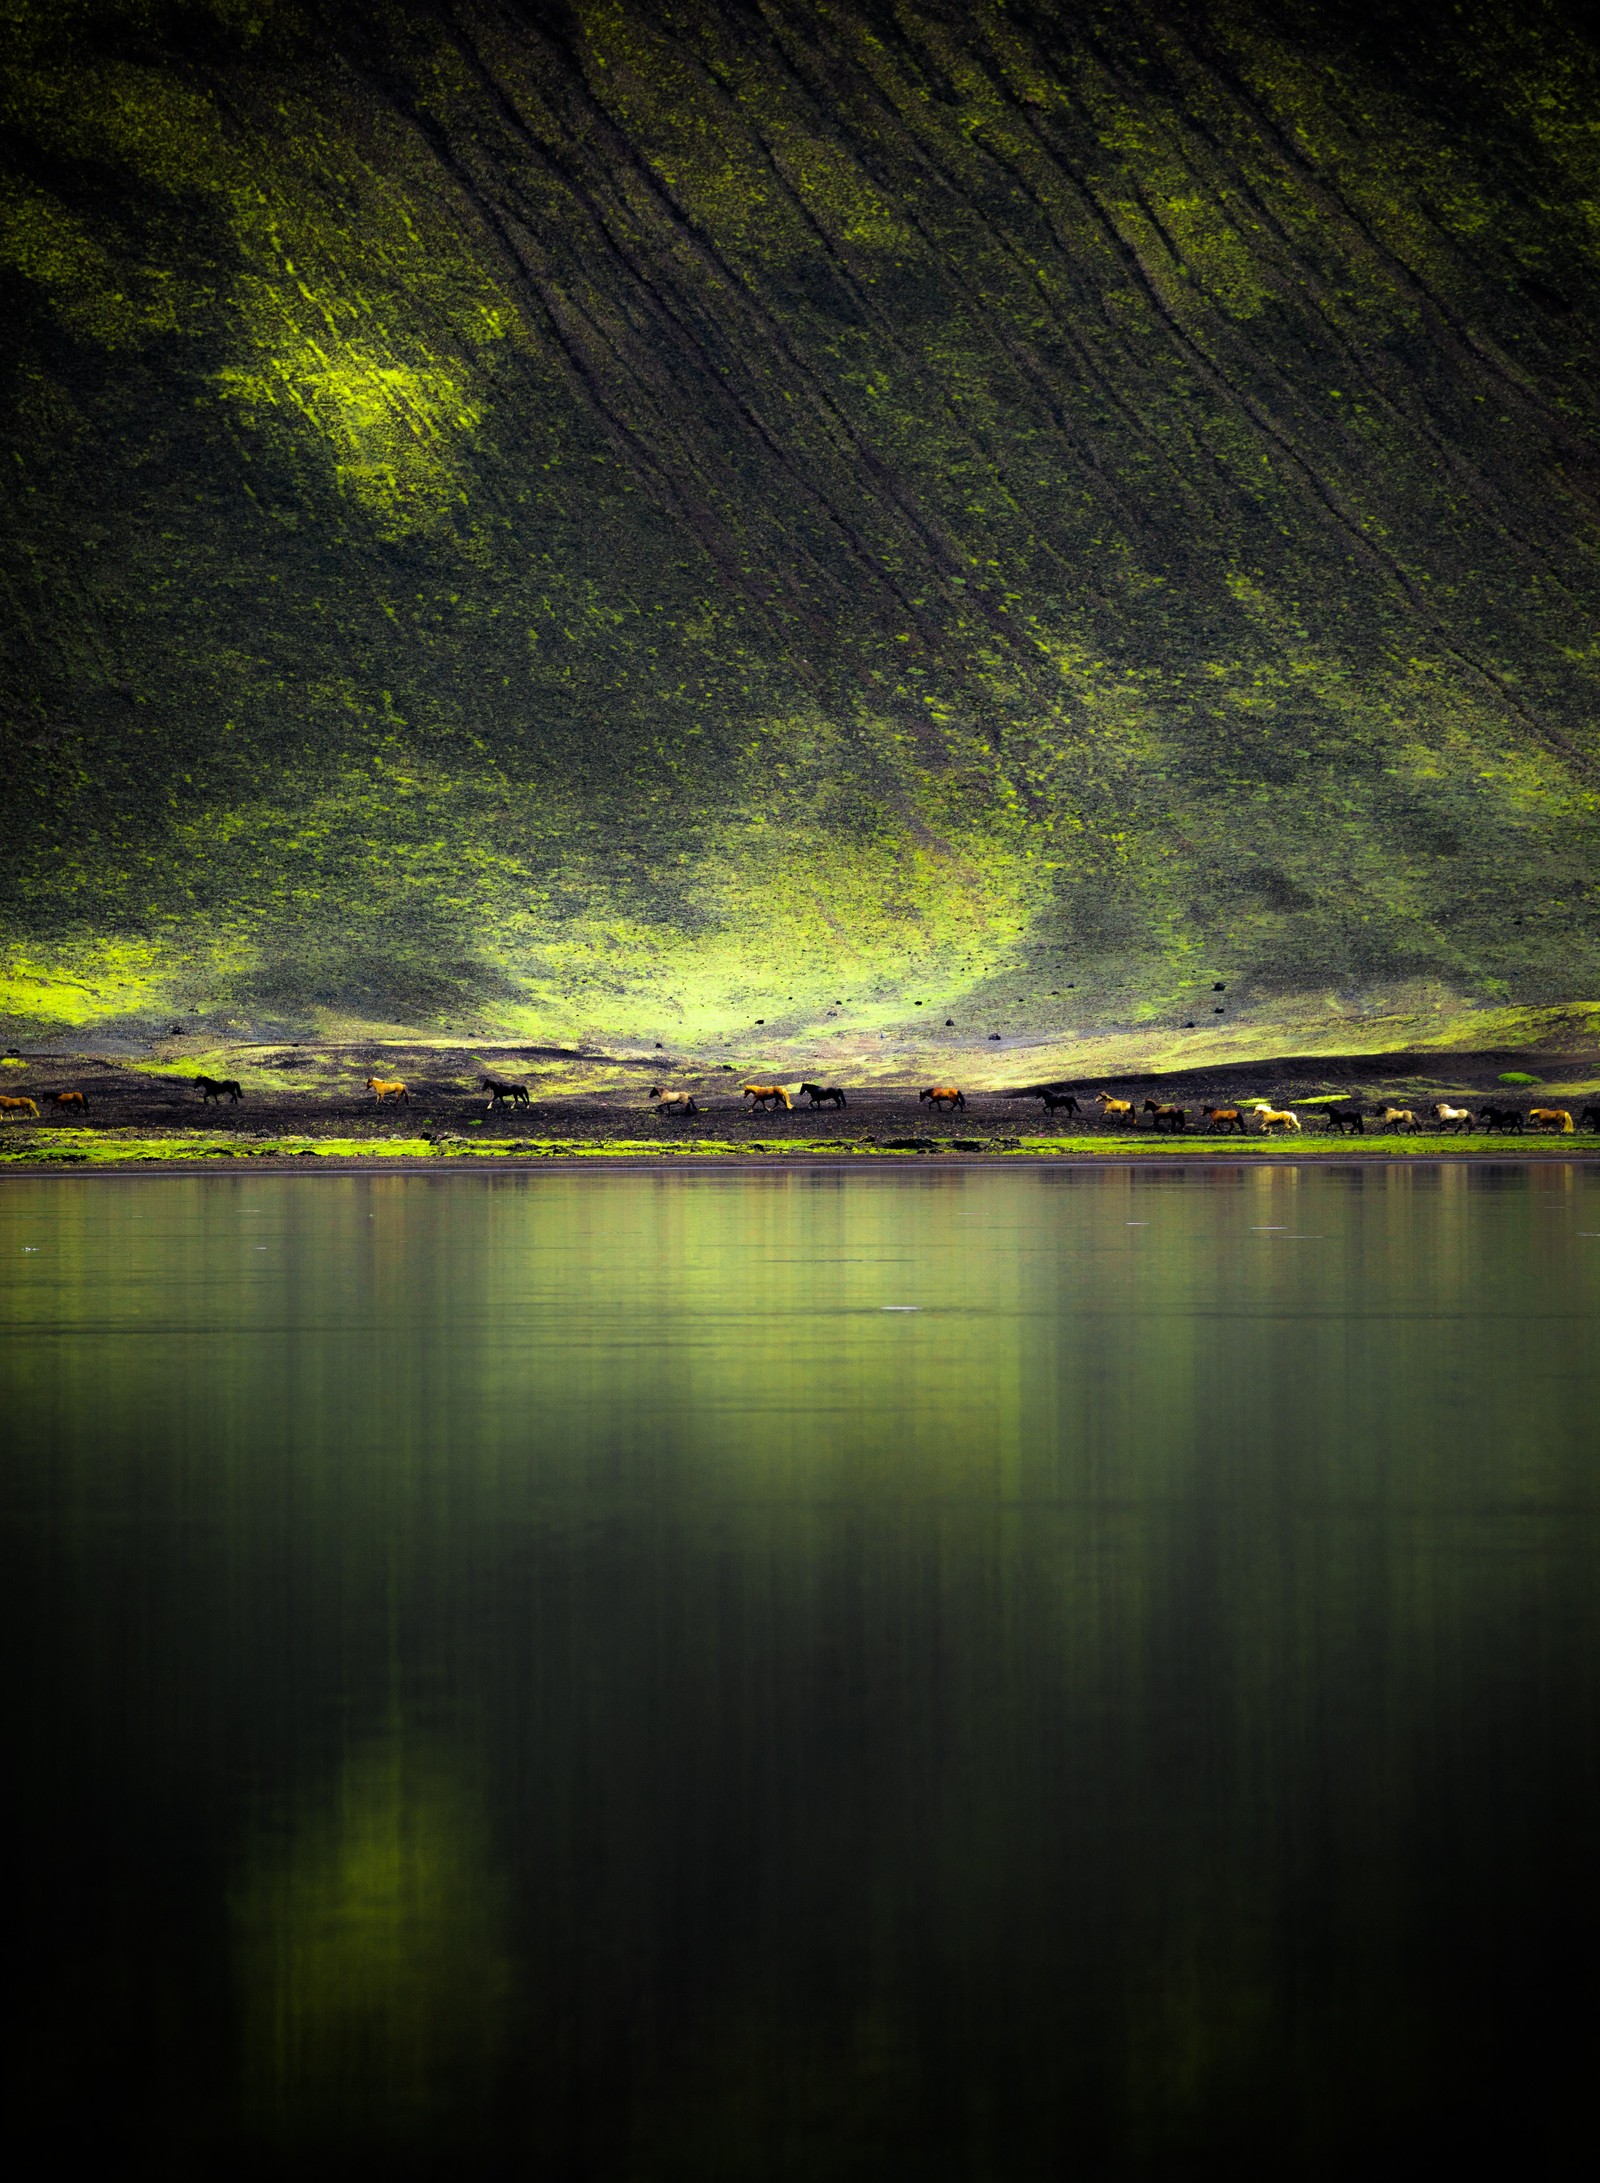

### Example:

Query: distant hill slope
xmin=4 ymin=0 xmax=1600 ymax=1055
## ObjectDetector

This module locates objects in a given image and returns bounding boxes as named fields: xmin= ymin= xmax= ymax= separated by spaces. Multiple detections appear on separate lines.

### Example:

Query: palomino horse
xmin=1374 ymin=1106 xmax=1420 ymax=1133
xmin=1431 ymin=1103 xmax=1474 ymax=1133
xmin=919 ymin=1086 xmax=965 ymax=1110
xmin=648 ymin=1088 xmax=699 ymax=1114
xmin=195 ymin=1075 xmax=243 ymax=1103
xmin=0 ymin=1095 xmax=40 ymax=1121
xmin=481 ymin=1076 xmax=529 ymax=1108
xmin=1529 ymin=1107 xmax=1575 ymax=1133
xmin=367 ymin=1077 xmax=409 ymax=1105
xmin=1142 ymin=1100 xmax=1187 ymax=1132
xmin=742 ymin=1084 xmax=792 ymax=1110
xmin=799 ymin=1083 xmax=847 ymax=1108
xmin=1255 ymin=1107 xmax=1301 ymax=1133
xmin=1092 ymin=1093 xmax=1134 ymax=1125
xmin=47 ymin=1090 xmax=88 ymax=1111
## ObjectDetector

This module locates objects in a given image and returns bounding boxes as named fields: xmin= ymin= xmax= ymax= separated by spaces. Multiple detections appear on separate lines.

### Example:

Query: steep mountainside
xmin=5 ymin=0 xmax=1600 ymax=1058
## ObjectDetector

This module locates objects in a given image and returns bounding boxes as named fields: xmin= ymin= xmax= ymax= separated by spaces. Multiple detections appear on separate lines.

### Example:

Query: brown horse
xmin=481 ymin=1076 xmax=529 ymax=1108
xmin=1200 ymin=1105 xmax=1248 ymax=1134
xmin=195 ymin=1075 xmax=243 ymax=1104
xmin=367 ymin=1077 xmax=409 ymax=1105
xmin=0 ymin=1094 xmax=40 ymax=1121
xmin=648 ymin=1088 xmax=699 ymax=1114
xmin=1529 ymin=1107 xmax=1574 ymax=1133
xmin=919 ymin=1086 xmax=965 ymax=1110
xmin=47 ymin=1090 xmax=88 ymax=1111
xmin=1092 ymin=1093 xmax=1134 ymax=1125
xmin=1142 ymin=1100 xmax=1187 ymax=1132
xmin=742 ymin=1084 xmax=792 ymax=1110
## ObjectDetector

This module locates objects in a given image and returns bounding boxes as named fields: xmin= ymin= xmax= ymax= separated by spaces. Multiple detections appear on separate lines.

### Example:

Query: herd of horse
xmin=0 ymin=1075 xmax=1595 ymax=1140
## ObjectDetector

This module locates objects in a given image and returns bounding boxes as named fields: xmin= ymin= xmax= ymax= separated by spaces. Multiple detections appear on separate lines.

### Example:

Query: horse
xmin=1256 ymin=1107 xmax=1301 ymax=1133
xmin=920 ymin=1086 xmax=965 ymax=1110
xmin=366 ymin=1077 xmax=409 ymax=1105
xmin=1143 ymin=1100 xmax=1187 ymax=1132
xmin=742 ymin=1084 xmax=792 ymax=1110
xmin=1583 ymin=1106 xmax=1600 ymax=1132
xmin=1199 ymin=1105 xmax=1248 ymax=1133
xmin=1324 ymin=1105 xmax=1366 ymax=1134
xmin=481 ymin=1076 xmax=529 ymax=1108
xmin=0 ymin=1095 xmax=40 ymax=1121
xmin=1529 ymin=1107 xmax=1575 ymax=1133
xmin=1092 ymin=1093 xmax=1134 ymax=1125
xmin=1479 ymin=1105 xmax=1524 ymax=1133
xmin=799 ymin=1083 xmax=847 ymax=1108
xmin=1374 ymin=1106 xmax=1420 ymax=1133
xmin=1431 ymin=1102 xmax=1474 ymax=1133
xmin=47 ymin=1090 xmax=88 ymax=1111
xmin=1036 ymin=1091 xmax=1080 ymax=1114
xmin=195 ymin=1075 xmax=243 ymax=1104
xmin=648 ymin=1088 xmax=699 ymax=1114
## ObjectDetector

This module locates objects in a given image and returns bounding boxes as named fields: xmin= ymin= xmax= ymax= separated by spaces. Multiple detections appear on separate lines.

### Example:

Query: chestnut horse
xmin=1529 ymin=1107 xmax=1574 ymax=1133
xmin=1142 ymin=1100 xmax=1187 ymax=1132
xmin=1200 ymin=1105 xmax=1248 ymax=1133
xmin=47 ymin=1090 xmax=88 ymax=1111
xmin=919 ymin=1086 xmax=965 ymax=1110
xmin=0 ymin=1094 xmax=40 ymax=1120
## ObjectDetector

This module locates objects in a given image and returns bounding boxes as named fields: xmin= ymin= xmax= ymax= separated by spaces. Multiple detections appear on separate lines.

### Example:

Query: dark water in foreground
xmin=4 ymin=1164 xmax=1600 ymax=2178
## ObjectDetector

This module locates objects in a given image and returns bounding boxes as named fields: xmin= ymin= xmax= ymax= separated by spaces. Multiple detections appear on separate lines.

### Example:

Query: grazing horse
xmin=1324 ymin=1104 xmax=1366 ymax=1134
xmin=1374 ymin=1106 xmax=1420 ymax=1133
xmin=648 ymin=1088 xmax=699 ymax=1114
xmin=1256 ymin=1107 xmax=1301 ymax=1133
xmin=0 ymin=1094 xmax=40 ymax=1121
xmin=1583 ymin=1106 xmax=1600 ymax=1132
xmin=1200 ymin=1105 xmax=1248 ymax=1133
xmin=481 ymin=1075 xmax=529 ymax=1108
xmin=1529 ymin=1107 xmax=1575 ymax=1134
xmin=799 ymin=1083 xmax=847 ymax=1108
xmin=920 ymin=1086 xmax=965 ymax=1110
xmin=195 ymin=1075 xmax=243 ymax=1104
xmin=742 ymin=1084 xmax=792 ymax=1110
xmin=1092 ymin=1093 xmax=1134 ymax=1125
xmin=1036 ymin=1090 xmax=1080 ymax=1115
xmin=47 ymin=1090 xmax=88 ymax=1111
xmin=366 ymin=1077 xmax=409 ymax=1105
xmin=1479 ymin=1104 xmax=1524 ymax=1133
xmin=1142 ymin=1100 xmax=1187 ymax=1132
xmin=1431 ymin=1102 xmax=1474 ymax=1133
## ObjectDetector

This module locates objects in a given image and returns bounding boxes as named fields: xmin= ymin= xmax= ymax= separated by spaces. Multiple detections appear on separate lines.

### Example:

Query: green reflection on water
xmin=2 ymin=1165 xmax=1599 ymax=2174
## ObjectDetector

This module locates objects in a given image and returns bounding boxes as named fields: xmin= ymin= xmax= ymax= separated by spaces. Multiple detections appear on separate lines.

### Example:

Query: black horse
xmin=1583 ymin=1106 xmax=1600 ymax=1132
xmin=1324 ymin=1104 xmax=1366 ymax=1134
xmin=1479 ymin=1105 xmax=1524 ymax=1133
xmin=1036 ymin=1090 xmax=1080 ymax=1114
xmin=195 ymin=1074 xmax=243 ymax=1103
xmin=481 ymin=1076 xmax=530 ymax=1107
xmin=799 ymin=1083 xmax=847 ymax=1108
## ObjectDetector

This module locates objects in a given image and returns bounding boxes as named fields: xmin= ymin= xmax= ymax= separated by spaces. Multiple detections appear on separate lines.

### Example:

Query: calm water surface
xmin=4 ymin=1163 xmax=1600 ymax=2178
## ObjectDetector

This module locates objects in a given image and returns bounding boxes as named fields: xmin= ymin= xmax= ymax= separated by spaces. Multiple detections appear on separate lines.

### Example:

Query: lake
xmin=4 ymin=1163 xmax=1599 ymax=2177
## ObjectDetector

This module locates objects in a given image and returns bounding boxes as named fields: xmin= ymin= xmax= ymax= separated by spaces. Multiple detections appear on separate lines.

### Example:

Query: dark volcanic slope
xmin=4 ymin=0 xmax=1600 ymax=1048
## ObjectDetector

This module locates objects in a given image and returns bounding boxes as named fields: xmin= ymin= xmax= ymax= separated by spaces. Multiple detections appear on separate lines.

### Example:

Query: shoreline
xmin=5 ymin=1143 xmax=1599 ymax=1179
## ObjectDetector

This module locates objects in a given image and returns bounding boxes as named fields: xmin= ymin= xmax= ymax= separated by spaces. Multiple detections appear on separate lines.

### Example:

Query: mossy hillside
xmin=5 ymin=0 xmax=1600 ymax=1052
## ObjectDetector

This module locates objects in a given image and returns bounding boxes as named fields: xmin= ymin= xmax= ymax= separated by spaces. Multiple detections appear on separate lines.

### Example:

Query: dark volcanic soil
xmin=5 ymin=1047 xmax=1597 ymax=1147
